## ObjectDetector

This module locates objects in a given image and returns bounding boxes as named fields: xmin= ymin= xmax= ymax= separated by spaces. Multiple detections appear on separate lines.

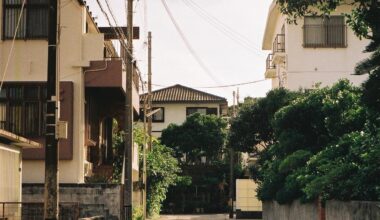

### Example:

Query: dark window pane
xmin=9 ymin=102 xmax=23 ymax=134
xmin=27 ymin=7 xmax=48 ymax=38
xmin=9 ymin=87 xmax=23 ymax=99
xmin=24 ymin=86 xmax=39 ymax=99
xmin=152 ymin=107 xmax=164 ymax=122
xmin=4 ymin=7 xmax=27 ymax=39
xmin=0 ymin=88 xmax=7 ymax=98
xmin=0 ymin=103 xmax=7 ymax=130
xmin=25 ymin=102 xmax=40 ymax=135
xmin=206 ymin=108 xmax=217 ymax=115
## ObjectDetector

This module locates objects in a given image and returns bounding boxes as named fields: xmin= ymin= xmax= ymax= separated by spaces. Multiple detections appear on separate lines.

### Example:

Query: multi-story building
xmin=262 ymin=1 xmax=369 ymax=90
xmin=0 ymin=0 xmax=140 ymax=184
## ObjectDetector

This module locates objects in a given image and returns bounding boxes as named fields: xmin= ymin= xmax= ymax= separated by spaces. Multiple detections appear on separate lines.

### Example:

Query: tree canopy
xmin=161 ymin=113 xmax=227 ymax=164
xmin=232 ymin=80 xmax=380 ymax=204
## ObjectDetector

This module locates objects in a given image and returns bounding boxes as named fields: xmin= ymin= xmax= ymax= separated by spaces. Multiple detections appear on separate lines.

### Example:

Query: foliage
xmin=238 ymin=80 xmax=380 ymax=203
xmin=229 ymin=88 xmax=299 ymax=153
xmin=111 ymin=130 xmax=125 ymax=183
xmin=132 ymin=205 xmax=144 ymax=220
xmin=161 ymin=113 xmax=228 ymax=164
xmin=146 ymin=140 xmax=181 ymax=218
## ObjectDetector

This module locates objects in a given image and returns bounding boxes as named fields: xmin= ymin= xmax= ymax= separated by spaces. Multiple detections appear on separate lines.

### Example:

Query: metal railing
xmin=0 ymin=202 xmax=79 ymax=220
xmin=273 ymin=34 xmax=285 ymax=54
xmin=303 ymin=24 xmax=347 ymax=48
xmin=266 ymin=54 xmax=275 ymax=70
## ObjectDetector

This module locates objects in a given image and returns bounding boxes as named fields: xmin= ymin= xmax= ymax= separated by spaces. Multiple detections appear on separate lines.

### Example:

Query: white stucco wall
xmin=0 ymin=1 xmax=104 ymax=183
xmin=150 ymin=103 xmax=221 ymax=137
xmin=264 ymin=4 xmax=370 ymax=90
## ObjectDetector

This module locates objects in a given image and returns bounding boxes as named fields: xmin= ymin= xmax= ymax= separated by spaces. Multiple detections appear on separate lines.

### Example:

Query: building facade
xmin=262 ymin=1 xmax=369 ymax=90
xmin=0 ymin=0 xmax=140 ymax=183
xmin=139 ymin=84 xmax=228 ymax=137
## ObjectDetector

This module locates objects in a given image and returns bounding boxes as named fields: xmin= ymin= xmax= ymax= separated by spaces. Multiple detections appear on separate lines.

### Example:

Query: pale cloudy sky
xmin=86 ymin=0 xmax=273 ymax=104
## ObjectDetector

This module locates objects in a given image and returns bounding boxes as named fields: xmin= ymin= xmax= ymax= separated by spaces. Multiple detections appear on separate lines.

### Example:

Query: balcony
xmin=84 ymin=59 xmax=140 ymax=111
xmin=272 ymin=34 xmax=286 ymax=64
xmin=265 ymin=54 xmax=276 ymax=79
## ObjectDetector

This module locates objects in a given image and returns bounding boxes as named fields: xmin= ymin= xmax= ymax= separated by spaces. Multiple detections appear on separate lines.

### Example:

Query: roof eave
xmin=262 ymin=1 xmax=281 ymax=50
xmin=0 ymin=129 xmax=41 ymax=149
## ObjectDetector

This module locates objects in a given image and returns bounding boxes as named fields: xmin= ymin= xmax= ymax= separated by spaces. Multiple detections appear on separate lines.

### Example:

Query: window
xmin=138 ymin=107 xmax=165 ymax=123
xmin=3 ymin=0 xmax=49 ymax=40
xmin=303 ymin=16 xmax=346 ymax=48
xmin=0 ymin=84 xmax=46 ymax=136
xmin=186 ymin=107 xmax=218 ymax=116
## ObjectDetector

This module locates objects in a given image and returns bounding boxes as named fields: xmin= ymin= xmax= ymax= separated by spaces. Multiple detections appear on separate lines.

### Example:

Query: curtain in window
xmin=3 ymin=5 xmax=27 ymax=39
xmin=326 ymin=16 xmax=345 ymax=47
xmin=304 ymin=17 xmax=325 ymax=47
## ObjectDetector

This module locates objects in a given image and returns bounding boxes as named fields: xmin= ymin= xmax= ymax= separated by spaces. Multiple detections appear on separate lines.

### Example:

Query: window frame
xmin=186 ymin=107 xmax=218 ymax=117
xmin=0 ymin=84 xmax=46 ymax=137
xmin=2 ymin=0 xmax=49 ymax=40
xmin=303 ymin=16 xmax=347 ymax=48
xmin=151 ymin=107 xmax=165 ymax=123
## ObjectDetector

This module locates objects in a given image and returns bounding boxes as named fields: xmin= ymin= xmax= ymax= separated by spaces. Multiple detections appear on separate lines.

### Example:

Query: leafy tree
xmin=254 ymin=80 xmax=367 ymax=203
xmin=229 ymin=88 xmax=299 ymax=153
xmin=146 ymin=140 xmax=181 ymax=218
xmin=161 ymin=113 xmax=227 ymax=164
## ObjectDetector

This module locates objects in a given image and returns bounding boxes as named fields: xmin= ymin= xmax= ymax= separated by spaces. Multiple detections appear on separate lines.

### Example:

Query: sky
xmin=86 ymin=0 xmax=273 ymax=104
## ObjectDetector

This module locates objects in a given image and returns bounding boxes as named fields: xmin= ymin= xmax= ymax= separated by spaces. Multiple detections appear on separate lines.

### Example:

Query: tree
xmin=253 ymin=80 xmax=368 ymax=203
xmin=228 ymin=88 xmax=299 ymax=153
xmin=161 ymin=113 xmax=227 ymax=164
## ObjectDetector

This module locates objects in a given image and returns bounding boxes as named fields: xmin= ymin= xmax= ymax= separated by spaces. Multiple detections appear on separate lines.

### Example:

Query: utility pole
xmin=147 ymin=32 xmax=152 ymax=151
xmin=44 ymin=0 xmax=59 ymax=219
xmin=124 ymin=0 xmax=134 ymax=219
xmin=142 ymin=31 xmax=152 ymax=220
xmin=229 ymin=91 xmax=236 ymax=219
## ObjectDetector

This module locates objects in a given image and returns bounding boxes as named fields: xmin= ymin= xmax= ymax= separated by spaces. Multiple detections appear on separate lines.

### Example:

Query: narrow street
xmin=159 ymin=214 xmax=260 ymax=220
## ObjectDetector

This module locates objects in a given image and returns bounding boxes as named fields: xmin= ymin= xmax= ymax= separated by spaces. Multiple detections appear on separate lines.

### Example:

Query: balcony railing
xmin=266 ymin=54 xmax=275 ymax=70
xmin=273 ymin=34 xmax=285 ymax=54
xmin=303 ymin=24 xmax=347 ymax=48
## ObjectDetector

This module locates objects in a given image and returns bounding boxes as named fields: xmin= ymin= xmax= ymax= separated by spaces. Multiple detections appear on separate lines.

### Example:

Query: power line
xmin=160 ymin=0 xmax=222 ymax=85
xmin=182 ymin=0 xmax=265 ymax=57
xmin=152 ymin=79 xmax=268 ymax=89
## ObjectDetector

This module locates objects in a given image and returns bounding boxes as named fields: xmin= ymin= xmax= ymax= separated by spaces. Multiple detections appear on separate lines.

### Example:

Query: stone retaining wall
xmin=22 ymin=183 xmax=123 ymax=219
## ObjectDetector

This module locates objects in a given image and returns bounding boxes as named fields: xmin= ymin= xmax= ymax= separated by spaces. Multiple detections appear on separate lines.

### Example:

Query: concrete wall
xmin=151 ymin=103 xmax=221 ymax=137
xmin=263 ymin=200 xmax=380 ymax=220
xmin=23 ymin=184 xmax=122 ymax=219
xmin=326 ymin=200 xmax=380 ymax=220
xmin=263 ymin=200 xmax=318 ymax=220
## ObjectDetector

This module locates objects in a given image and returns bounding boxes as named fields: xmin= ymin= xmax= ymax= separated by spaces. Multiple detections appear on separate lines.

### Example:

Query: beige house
xmin=0 ymin=0 xmax=140 ymax=183
xmin=140 ymin=84 xmax=228 ymax=137
xmin=0 ymin=129 xmax=39 ymax=217
xmin=263 ymin=1 xmax=369 ymax=90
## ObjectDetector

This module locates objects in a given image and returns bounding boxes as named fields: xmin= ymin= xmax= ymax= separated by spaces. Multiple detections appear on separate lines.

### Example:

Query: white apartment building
xmin=262 ymin=1 xmax=370 ymax=90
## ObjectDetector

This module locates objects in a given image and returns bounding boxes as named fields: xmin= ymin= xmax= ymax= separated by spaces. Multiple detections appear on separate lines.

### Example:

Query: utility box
xmin=236 ymin=179 xmax=262 ymax=219
xmin=57 ymin=121 xmax=68 ymax=139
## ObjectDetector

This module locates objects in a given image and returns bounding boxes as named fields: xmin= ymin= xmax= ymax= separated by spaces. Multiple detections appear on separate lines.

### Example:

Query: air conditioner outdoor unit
xmin=84 ymin=161 xmax=93 ymax=177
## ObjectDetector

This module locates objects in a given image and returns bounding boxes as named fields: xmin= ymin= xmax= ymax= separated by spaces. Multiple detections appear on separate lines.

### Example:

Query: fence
xmin=0 ymin=202 xmax=79 ymax=220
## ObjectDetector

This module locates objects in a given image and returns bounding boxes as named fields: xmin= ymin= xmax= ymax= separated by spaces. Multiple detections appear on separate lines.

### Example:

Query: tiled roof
xmin=140 ymin=84 xmax=227 ymax=103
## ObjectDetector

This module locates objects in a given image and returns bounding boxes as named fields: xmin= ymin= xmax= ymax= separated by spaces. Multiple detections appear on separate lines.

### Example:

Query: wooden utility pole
xmin=44 ymin=0 xmax=59 ymax=219
xmin=147 ymin=32 xmax=152 ymax=151
xmin=229 ymin=91 xmax=236 ymax=219
xmin=124 ymin=0 xmax=134 ymax=218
